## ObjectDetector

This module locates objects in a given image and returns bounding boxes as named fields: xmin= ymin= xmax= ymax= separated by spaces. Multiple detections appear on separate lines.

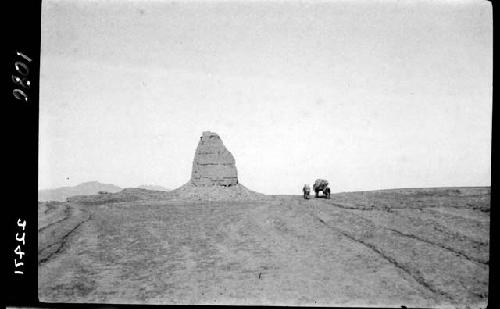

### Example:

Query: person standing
xmin=302 ymin=184 xmax=310 ymax=199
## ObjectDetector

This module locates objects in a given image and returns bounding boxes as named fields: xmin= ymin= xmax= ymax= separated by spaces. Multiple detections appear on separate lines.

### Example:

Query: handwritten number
xmin=14 ymin=245 xmax=25 ymax=259
xmin=12 ymin=74 xmax=30 ymax=89
xmin=13 ymin=89 xmax=28 ymax=102
xmin=12 ymin=53 xmax=31 ymax=102
xmin=14 ymin=219 xmax=26 ymax=274
xmin=14 ymin=259 xmax=24 ymax=267
xmin=14 ymin=61 xmax=29 ymax=76
xmin=17 ymin=219 xmax=26 ymax=230
xmin=16 ymin=233 xmax=25 ymax=245
xmin=16 ymin=51 xmax=32 ymax=62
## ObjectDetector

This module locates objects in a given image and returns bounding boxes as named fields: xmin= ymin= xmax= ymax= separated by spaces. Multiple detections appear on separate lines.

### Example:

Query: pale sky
xmin=39 ymin=0 xmax=492 ymax=194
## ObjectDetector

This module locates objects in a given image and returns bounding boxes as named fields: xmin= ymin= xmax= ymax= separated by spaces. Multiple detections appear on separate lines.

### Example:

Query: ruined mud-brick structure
xmin=190 ymin=131 xmax=238 ymax=187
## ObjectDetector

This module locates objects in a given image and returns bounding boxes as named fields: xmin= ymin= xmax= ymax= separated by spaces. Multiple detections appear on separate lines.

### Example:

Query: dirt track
xmin=38 ymin=188 xmax=489 ymax=307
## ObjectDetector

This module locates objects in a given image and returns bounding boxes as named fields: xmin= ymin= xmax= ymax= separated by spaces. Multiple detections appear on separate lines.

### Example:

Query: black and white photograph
xmin=35 ymin=0 xmax=491 ymax=307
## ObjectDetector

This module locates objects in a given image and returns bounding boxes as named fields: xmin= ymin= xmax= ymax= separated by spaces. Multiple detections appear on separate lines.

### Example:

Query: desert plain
xmin=38 ymin=186 xmax=489 ymax=308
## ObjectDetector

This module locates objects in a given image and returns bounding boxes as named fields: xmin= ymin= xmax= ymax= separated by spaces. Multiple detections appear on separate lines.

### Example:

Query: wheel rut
xmin=38 ymin=208 xmax=93 ymax=266
xmin=38 ymin=203 xmax=72 ymax=233
xmin=297 ymin=198 xmax=455 ymax=302
xmin=317 ymin=199 xmax=488 ymax=266
xmin=387 ymin=228 xmax=487 ymax=266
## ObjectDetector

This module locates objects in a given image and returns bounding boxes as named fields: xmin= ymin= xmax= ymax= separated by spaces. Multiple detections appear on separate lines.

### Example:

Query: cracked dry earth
xmin=38 ymin=188 xmax=489 ymax=308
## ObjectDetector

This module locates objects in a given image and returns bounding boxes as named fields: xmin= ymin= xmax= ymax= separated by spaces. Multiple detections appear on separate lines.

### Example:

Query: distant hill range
xmin=38 ymin=181 xmax=123 ymax=202
xmin=137 ymin=185 xmax=170 ymax=191
xmin=38 ymin=181 xmax=171 ymax=202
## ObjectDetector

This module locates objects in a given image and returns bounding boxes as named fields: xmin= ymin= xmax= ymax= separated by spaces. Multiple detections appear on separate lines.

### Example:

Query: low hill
xmin=38 ymin=181 xmax=122 ymax=202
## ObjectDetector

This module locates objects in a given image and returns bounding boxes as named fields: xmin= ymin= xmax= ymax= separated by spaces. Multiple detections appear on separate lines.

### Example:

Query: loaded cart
xmin=313 ymin=179 xmax=331 ymax=199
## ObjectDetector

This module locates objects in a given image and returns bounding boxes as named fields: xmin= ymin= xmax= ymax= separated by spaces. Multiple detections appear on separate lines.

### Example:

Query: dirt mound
xmin=66 ymin=188 xmax=171 ymax=205
xmin=65 ymin=184 xmax=266 ymax=205
xmin=169 ymin=182 xmax=266 ymax=202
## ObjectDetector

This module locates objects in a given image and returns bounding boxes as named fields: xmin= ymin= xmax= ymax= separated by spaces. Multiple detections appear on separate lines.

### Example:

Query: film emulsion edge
xmin=5 ymin=0 xmax=41 ymax=306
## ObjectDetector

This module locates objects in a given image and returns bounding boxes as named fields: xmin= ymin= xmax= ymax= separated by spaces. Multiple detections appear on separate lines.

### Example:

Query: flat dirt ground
xmin=38 ymin=187 xmax=489 ymax=308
